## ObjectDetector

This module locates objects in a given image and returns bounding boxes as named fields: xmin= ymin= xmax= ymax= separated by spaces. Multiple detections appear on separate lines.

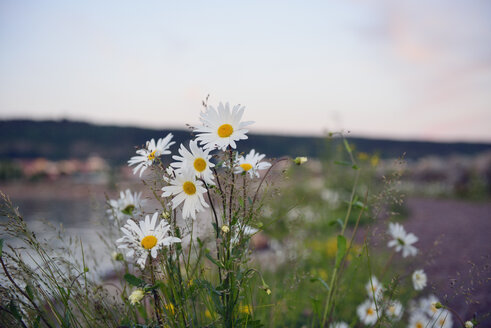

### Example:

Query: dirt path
xmin=403 ymin=197 xmax=491 ymax=324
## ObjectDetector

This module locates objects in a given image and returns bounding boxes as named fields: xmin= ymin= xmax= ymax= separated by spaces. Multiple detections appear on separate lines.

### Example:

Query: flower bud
xmin=128 ymin=289 xmax=145 ymax=305
xmin=112 ymin=252 xmax=124 ymax=261
xmin=465 ymin=321 xmax=474 ymax=328
xmin=221 ymin=225 xmax=230 ymax=234
xmin=294 ymin=157 xmax=308 ymax=165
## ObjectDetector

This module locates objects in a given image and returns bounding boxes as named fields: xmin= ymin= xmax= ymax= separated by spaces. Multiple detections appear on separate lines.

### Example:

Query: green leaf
xmin=328 ymin=218 xmax=344 ymax=229
xmin=335 ymin=235 xmax=347 ymax=269
xmin=310 ymin=277 xmax=330 ymax=291
xmin=343 ymin=139 xmax=352 ymax=153
xmin=33 ymin=315 xmax=41 ymax=328
xmin=9 ymin=300 xmax=22 ymax=321
xmin=205 ymin=253 xmax=223 ymax=268
xmin=25 ymin=284 xmax=34 ymax=300
xmin=353 ymin=201 xmax=366 ymax=210
xmin=124 ymin=273 xmax=144 ymax=287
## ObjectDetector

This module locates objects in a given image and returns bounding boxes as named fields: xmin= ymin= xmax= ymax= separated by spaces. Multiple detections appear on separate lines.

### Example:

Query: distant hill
xmin=1 ymin=119 xmax=490 ymax=164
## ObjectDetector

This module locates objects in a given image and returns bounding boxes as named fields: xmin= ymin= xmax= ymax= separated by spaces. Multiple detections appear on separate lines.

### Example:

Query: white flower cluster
xmin=408 ymin=295 xmax=453 ymax=328
xmin=112 ymin=101 xmax=272 ymax=270
xmin=356 ymin=276 xmax=404 ymax=326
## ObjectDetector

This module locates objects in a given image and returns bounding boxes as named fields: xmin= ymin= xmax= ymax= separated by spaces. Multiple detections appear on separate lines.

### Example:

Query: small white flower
xmin=365 ymin=276 xmax=384 ymax=301
xmin=356 ymin=299 xmax=379 ymax=325
xmin=194 ymin=102 xmax=253 ymax=150
xmin=408 ymin=311 xmax=430 ymax=328
xmin=430 ymin=309 xmax=453 ymax=328
xmin=234 ymin=149 xmax=271 ymax=179
xmin=412 ymin=269 xmax=427 ymax=291
xmin=128 ymin=289 xmax=145 ymax=305
xmin=161 ymin=168 xmax=209 ymax=220
xmin=387 ymin=222 xmax=418 ymax=257
xmin=107 ymin=189 xmax=144 ymax=221
xmin=116 ymin=212 xmax=181 ymax=269
xmin=171 ymin=140 xmax=215 ymax=185
xmin=329 ymin=322 xmax=348 ymax=328
xmin=465 ymin=321 xmax=474 ymax=328
xmin=385 ymin=300 xmax=403 ymax=321
xmin=419 ymin=294 xmax=442 ymax=318
xmin=128 ymin=133 xmax=175 ymax=177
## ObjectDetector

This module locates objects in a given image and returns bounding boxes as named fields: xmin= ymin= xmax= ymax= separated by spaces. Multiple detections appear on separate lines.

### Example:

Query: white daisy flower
xmin=465 ymin=321 xmax=474 ymax=328
xmin=171 ymin=140 xmax=215 ymax=185
xmin=232 ymin=225 xmax=259 ymax=244
xmin=128 ymin=133 xmax=175 ymax=177
xmin=430 ymin=309 xmax=453 ymax=328
xmin=329 ymin=322 xmax=348 ymax=328
xmin=385 ymin=300 xmax=403 ymax=321
xmin=365 ymin=276 xmax=384 ymax=301
xmin=387 ymin=222 xmax=418 ymax=257
xmin=408 ymin=311 xmax=430 ymax=328
xmin=420 ymin=295 xmax=441 ymax=318
xmin=356 ymin=299 xmax=380 ymax=326
xmin=107 ymin=189 xmax=144 ymax=221
xmin=412 ymin=269 xmax=427 ymax=291
xmin=234 ymin=149 xmax=272 ymax=179
xmin=161 ymin=168 xmax=209 ymax=220
xmin=116 ymin=212 xmax=181 ymax=269
xmin=194 ymin=102 xmax=253 ymax=150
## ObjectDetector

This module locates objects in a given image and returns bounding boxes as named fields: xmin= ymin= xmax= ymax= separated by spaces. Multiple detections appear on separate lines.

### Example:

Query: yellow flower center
xmin=141 ymin=235 xmax=158 ymax=250
xmin=147 ymin=150 xmax=157 ymax=161
xmin=193 ymin=157 xmax=207 ymax=172
xmin=416 ymin=323 xmax=423 ymax=328
xmin=388 ymin=306 xmax=395 ymax=314
xmin=183 ymin=181 xmax=196 ymax=195
xmin=240 ymin=163 xmax=253 ymax=171
xmin=366 ymin=308 xmax=374 ymax=316
xmin=217 ymin=124 xmax=234 ymax=138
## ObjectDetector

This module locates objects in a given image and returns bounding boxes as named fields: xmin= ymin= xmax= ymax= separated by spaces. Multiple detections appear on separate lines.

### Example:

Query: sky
xmin=1 ymin=0 xmax=490 ymax=142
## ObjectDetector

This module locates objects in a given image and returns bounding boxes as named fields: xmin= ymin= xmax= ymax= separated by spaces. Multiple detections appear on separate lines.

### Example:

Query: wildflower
xmin=116 ymin=212 xmax=181 ymax=269
xmin=294 ymin=156 xmax=308 ymax=165
xmin=266 ymin=288 xmax=271 ymax=295
xmin=356 ymin=299 xmax=379 ymax=325
xmin=205 ymin=309 xmax=212 ymax=319
xmin=221 ymin=225 xmax=230 ymax=233
xmin=365 ymin=276 xmax=384 ymax=301
xmin=231 ymin=225 xmax=258 ymax=244
xmin=430 ymin=309 xmax=453 ymax=328
xmin=234 ymin=149 xmax=271 ymax=179
xmin=385 ymin=300 xmax=403 ymax=321
xmin=107 ymin=189 xmax=144 ymax=221
xmin=408 ymin=311 xmax=430 ymax=328
xmin=165 ymin=303 xmax=175 ymax=315
xmin=387 ymin=222 xmax=418 ymax=257
xmin=329 ymin=322 xmax=348 ymax=328
xmin=239 ymin=304 xmax=251 ymax=314
xmin=418 ymin=295 xmax=444 ymax=318
xmin=161 ymin=168 xmax=209 ymax=220
xmin=129 ymin=289 xmax=145 ymax=305
xmin=128 ymin=133 xmax=175 ymax=177
xmin=465 ymin=321 xmax=474 ymax=328
xmin=412 ymin=269 xmax=427 ymax=291
xmin=171 ymin=140 xmax=215 ymax=185
xmin=195 ymin=102 xmax=253 ymax=150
